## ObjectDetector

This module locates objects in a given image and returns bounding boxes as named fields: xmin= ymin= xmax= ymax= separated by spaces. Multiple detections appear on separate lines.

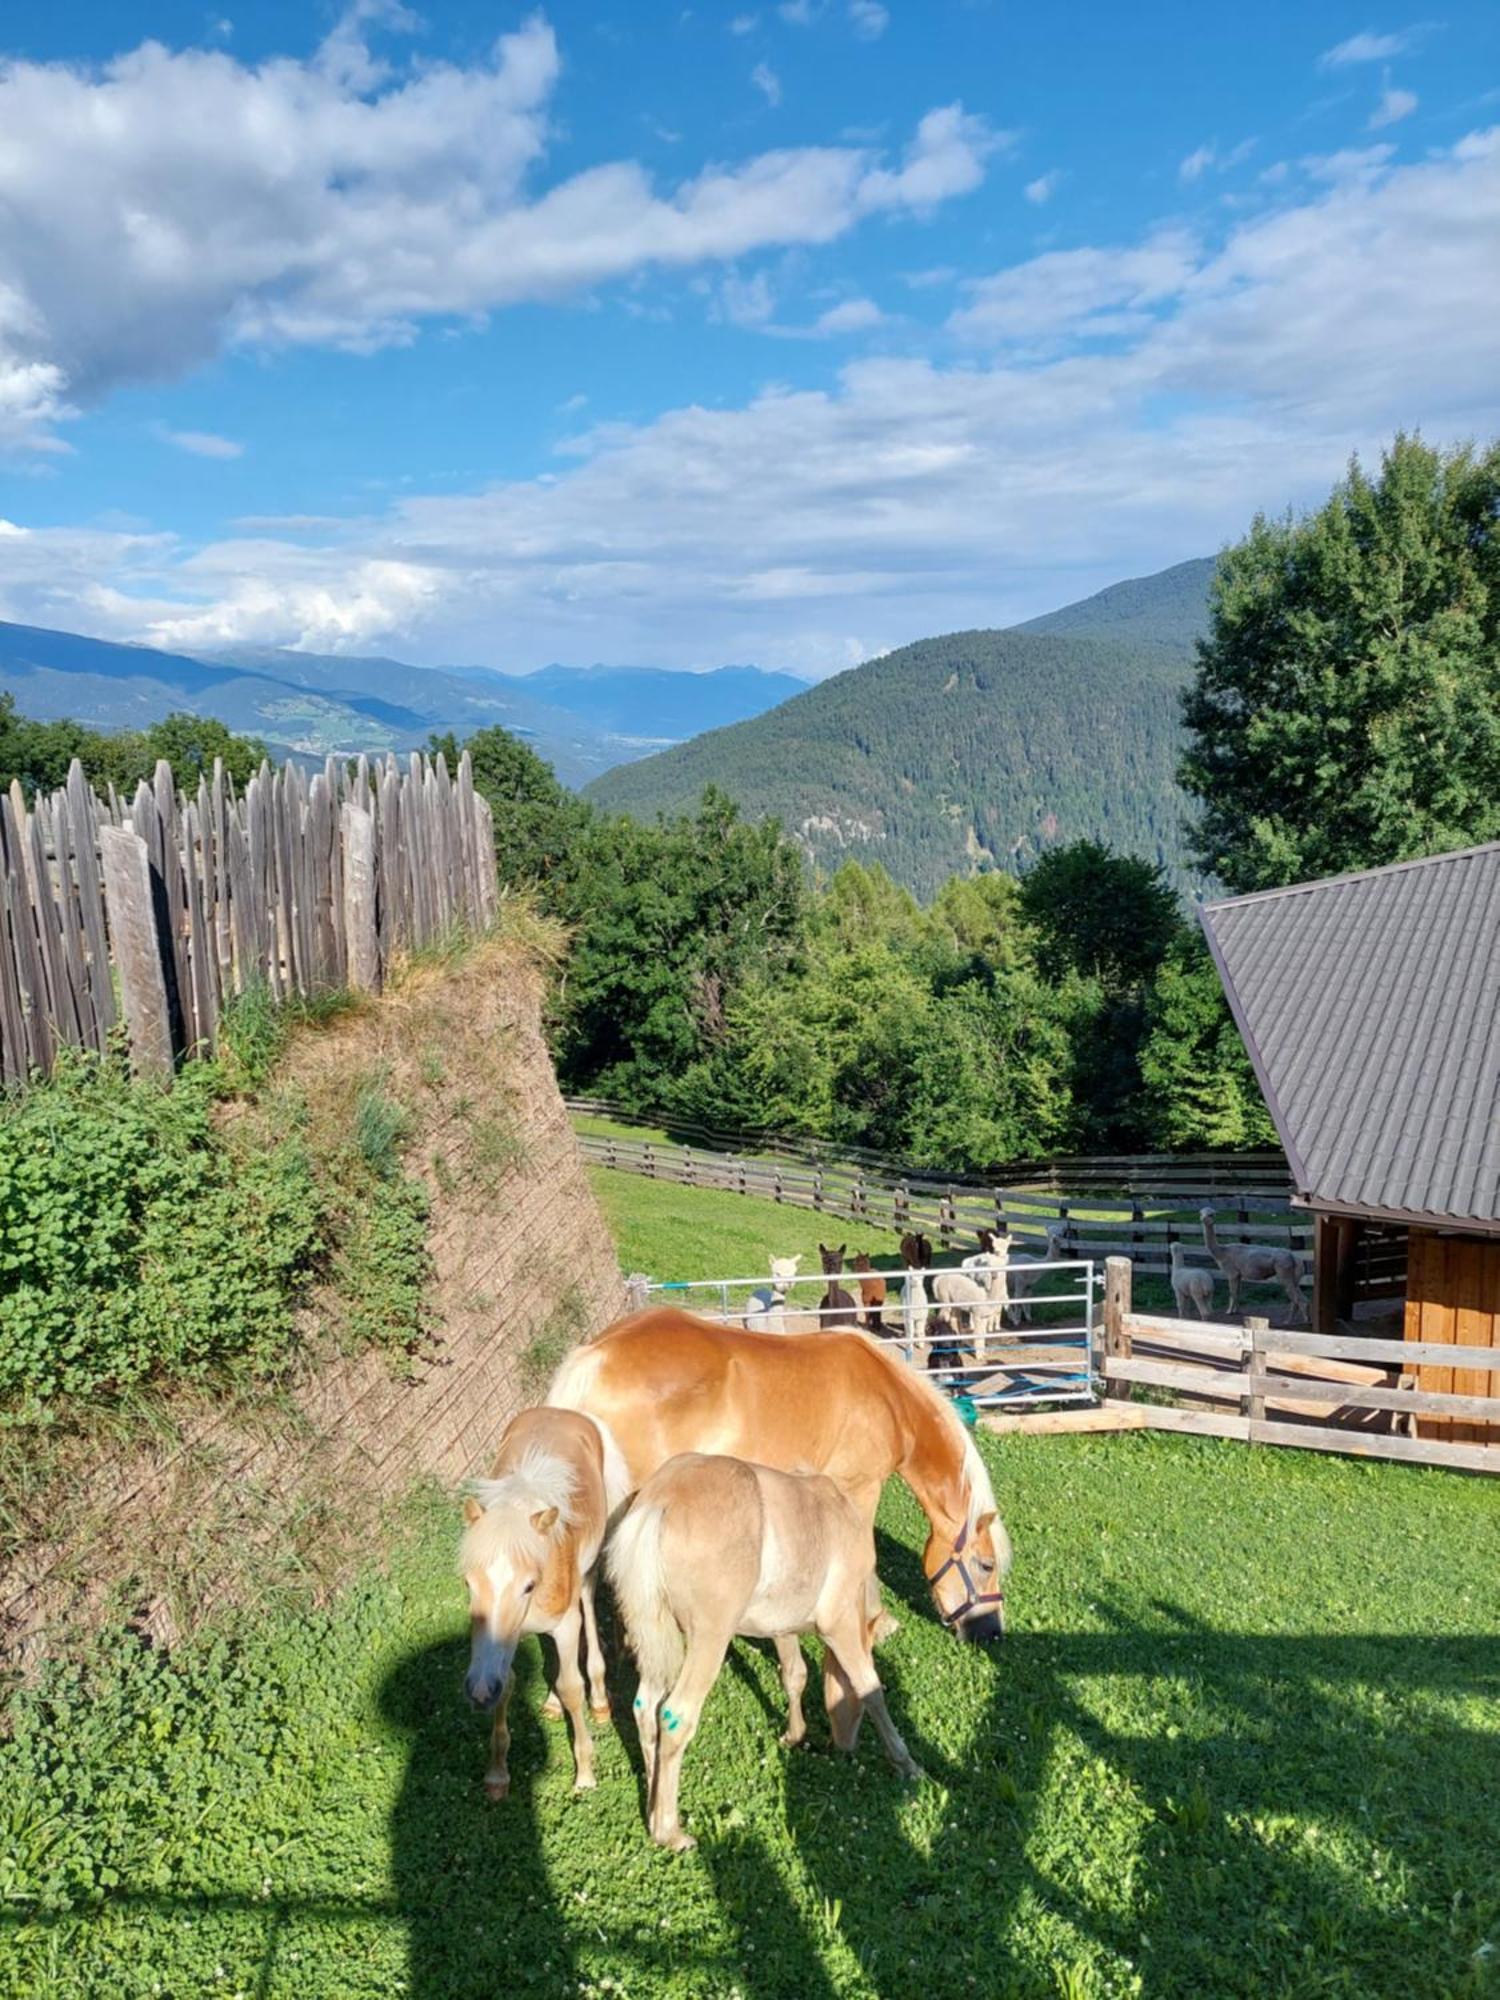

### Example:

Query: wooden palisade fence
xmin=0 ymin=750 xmax=498 ymax=1086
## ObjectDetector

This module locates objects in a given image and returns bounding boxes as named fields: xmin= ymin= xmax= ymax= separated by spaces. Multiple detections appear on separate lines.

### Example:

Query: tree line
xmin=6 ymin=433 xmax=1495 ymax=1168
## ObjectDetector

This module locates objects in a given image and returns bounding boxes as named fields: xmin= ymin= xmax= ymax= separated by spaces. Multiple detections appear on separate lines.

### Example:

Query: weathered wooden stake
xmin=99 ymin=825 xmax=172 ymax=1080
xmin=1103 ymin=1255 xmax=1132 ymax=1366
xmin=341 ymin=803 xmax=380 ymax=993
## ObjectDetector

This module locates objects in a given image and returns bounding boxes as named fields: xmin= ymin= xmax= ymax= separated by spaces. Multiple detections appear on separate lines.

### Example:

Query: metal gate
xmin=638 ymin=1261 xmax=1101 ymax=1412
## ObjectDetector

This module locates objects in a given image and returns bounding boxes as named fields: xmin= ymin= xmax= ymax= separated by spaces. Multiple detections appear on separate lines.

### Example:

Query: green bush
xmin=0 ymin=1030 xmax=436 ymax=1416
xmin=0 ymin=1052 xmax=321 ymax=1412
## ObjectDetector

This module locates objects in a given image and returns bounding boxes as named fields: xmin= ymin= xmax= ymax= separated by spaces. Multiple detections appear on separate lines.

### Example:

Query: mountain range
xmin=0 ymin=624 xmax=802 ymax=786
xmin=586 ymin=557 xmax=1216 ymax=895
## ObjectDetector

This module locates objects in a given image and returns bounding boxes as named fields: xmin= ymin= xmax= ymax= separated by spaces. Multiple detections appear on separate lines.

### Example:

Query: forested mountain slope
xmin=585 ymin=559 xmax=1214 ymax=895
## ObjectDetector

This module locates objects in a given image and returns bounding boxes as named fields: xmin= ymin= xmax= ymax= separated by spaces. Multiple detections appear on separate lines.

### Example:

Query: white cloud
xmin=751 ymin=60 xmax=782 ymax=106
xmin=0 ymin=12 xmax=997 ymax=453
xmin=810 ymin=297 xmax=884 ymax=333
xmin=1370 ymin=85 xmax=1419 ymax=128
xmin=730 ymin=12 xmax=760 ymax=33
xmin=158 ymin=427 xmax=244 ymax=459
xmin=1180 ymin=138 xmax=1256 ymax=183
xmin=848 ymin=0 xmax=890 ymax=39
xmin=1319 ymin=26 xmax=1429 ymax=67
xmin=10 ymin=128 xmax=1500 ymax=674
xmin=779 ymin=0 xmax=817 ymax=20
xmin=1179 ymin=145 xmax=1215 ymax=184
xmin=1024 ymin=170 xmax=1063 ymax=205
xmin=949 ymin=232 xmax=1197 ymax=343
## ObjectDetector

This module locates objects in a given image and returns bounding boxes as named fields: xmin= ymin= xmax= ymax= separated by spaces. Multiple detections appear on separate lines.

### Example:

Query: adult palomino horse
xmin=610 ymin=1451 xmax=920 ymax=1850
xmin=458 ymin=1407 xmax=617 ymax=1799
xmin=547 ymin=1307 xmax=1010 ymax=1642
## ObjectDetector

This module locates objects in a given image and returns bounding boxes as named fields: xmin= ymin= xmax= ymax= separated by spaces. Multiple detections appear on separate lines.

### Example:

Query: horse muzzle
xmin=962 ymin=1604 xmax=1005 ymax=1645
xmin=464 ymin=1642 xmax=514 ymax=1710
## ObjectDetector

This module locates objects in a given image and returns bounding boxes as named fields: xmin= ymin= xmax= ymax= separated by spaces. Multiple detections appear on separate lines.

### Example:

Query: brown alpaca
xmin=851 ymin=1252 xmax=888 ymax=1335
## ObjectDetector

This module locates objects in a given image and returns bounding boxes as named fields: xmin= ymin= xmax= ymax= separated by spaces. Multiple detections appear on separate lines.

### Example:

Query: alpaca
xmin=933 ymin=1251 xmax=1010 ymax=1355
xmin=1168 ymin=1241 xmax=1215 ymax=1320
xmin=817 ymin=1242 xmax=859 ymax=1329
xmin=1199 ymin=1208 xmax=1307 ymax=1324
xmin=745 ymin=1255 xmax=801 ymax=1333
xmin=900 ymin=1268 xmax=930 ymax=1352
xmin=1004 ymin=1222 xmax=1069 ymax=1327
xmin=851 ymin=1252 xmax=888 ymax=1336
xmin=900 ymin=1230 xmax=933 ymax=1272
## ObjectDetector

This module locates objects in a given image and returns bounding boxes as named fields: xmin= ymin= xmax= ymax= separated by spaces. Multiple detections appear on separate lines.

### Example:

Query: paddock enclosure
xmin=632 ymin=1264 xmax=1101 ymax=1414
xmin=569 ymin=1095 xmax=1312 ymax=1281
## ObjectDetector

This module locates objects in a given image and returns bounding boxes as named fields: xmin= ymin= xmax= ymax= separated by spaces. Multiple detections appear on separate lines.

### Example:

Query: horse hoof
xmin=658 ymin=1830 xmax=697 ymax=1853
xmin=574 ymin=1771 xmax=597 ymax=1792
xmin=778 ymin=1730 xmax=806 ymax=1751
xmin=590 ymin=1702 xmax=613 ymax=1724
xmin=871 ymin=1611 xmax=900 ymax=1644
xmin=541 ymin=1693 xmax=563 ymax=1721
xmin=484 ymin=1776 xmax=510 ymax=1802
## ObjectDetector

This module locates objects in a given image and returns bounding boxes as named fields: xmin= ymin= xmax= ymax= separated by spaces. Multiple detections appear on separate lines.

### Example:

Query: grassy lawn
xmin=4 ymin=1441 xmax=1497 ymax=1998
xmin=4 ymin=1172 xmax=1497 ymax=1998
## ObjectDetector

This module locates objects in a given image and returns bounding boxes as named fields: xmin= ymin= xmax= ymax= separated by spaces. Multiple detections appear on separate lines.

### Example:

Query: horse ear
xmin=790 ymin=1255 xmax=801 ymax=1271
xmin=975 ymin=1510 xmax=997 ymax=1541
xmin=531 ymin=1505 xmax=560 ymax=1537
xmin=462 ymin=1496 xmax=482 ymax=1526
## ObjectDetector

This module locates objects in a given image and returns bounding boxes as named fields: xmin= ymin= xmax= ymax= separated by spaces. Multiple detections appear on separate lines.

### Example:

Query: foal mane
xmin=459 ymin=1444 xmax=576 ymax=1572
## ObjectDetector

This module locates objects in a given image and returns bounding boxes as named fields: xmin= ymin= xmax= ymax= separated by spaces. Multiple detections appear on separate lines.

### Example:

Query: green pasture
xmin=3 ymin=1172 xmax=1497 ymax=1998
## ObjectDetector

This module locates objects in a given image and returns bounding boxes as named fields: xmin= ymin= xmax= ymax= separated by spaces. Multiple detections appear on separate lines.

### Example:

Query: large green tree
xmin=1181 ymin=434 xmax=1500 ymax=893
xmin=1018 ymin=839 xmax=1181 ymax=988
xmin=553 ymin=790 xmax=807 ymax=1110
xmin=1137 ymin=933 xmax=1276 ymax=1149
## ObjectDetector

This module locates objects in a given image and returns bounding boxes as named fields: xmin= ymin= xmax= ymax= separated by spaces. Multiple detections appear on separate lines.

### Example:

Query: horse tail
xmin=607 ymin=1501 xmax=683 ymax=1691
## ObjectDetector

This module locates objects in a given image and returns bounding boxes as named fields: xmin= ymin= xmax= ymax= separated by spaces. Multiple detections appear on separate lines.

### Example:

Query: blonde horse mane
xmin=458 ymin=1444 xmax=576 ymax=1573
xmin=845 ymin=1329 xmax=1004 ymax=1563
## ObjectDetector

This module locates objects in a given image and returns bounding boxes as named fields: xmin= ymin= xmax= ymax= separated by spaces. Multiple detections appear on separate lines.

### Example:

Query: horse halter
xmin=929 ymin=1518 xmax=1006 ymax=1630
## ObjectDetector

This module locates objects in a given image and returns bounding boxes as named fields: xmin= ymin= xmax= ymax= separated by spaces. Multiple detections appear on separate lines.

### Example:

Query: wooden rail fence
xmin=0 ymin=750 xmax=498 ymax=1086
xmin=1099 ymin=1258 xmax=1498 ymax=1473
xmin=566 ymin=1094 xmax=1293 ymax=1199
xmin=572 ymin=1121 xmax=1313 ymax=1278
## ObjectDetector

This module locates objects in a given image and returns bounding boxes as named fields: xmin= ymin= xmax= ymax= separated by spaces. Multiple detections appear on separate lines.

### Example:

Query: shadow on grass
xmin=379 ymin=1631 xmax=580 ymax=1998
xmin=768 ymin=1526 xmax=1500 ymax=1997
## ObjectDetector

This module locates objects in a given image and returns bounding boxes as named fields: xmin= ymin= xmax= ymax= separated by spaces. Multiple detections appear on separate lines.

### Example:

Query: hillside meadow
xmin=3 ymin=1171 xmax=1497 ymax=2000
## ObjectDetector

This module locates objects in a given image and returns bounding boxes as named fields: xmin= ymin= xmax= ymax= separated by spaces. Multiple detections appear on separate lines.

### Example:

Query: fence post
xmin=1103 ymin=1256 xmax=1132 ymax=1371
xmin=1242 ymin=1317 xmax=1269 ymax=1427
xmin=624 ymin=1273 xmax=650 ymax=1313
xmin=340 ymin=802 xmax=380 ymax=993
xmin=99 ymin=825 xmax=173 ymax=1081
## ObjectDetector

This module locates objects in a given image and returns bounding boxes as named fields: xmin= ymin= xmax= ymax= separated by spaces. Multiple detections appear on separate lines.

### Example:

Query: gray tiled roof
xmin=1200 ymin=843 xmax=1500 ymax=1231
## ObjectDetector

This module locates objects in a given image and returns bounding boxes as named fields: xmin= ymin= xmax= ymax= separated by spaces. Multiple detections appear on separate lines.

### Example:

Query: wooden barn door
xmin=1404 ymin=1230 xmax=1500 ymax=1446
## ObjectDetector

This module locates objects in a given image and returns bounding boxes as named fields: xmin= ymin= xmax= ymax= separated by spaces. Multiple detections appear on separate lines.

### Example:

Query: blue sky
xmin=1 ymin=2 xmax=1497 ymax=675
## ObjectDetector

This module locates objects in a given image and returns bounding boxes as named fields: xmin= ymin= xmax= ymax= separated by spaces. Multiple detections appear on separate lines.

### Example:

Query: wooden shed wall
xmin=1404 ymin=1230 xmax=1500 ymax=1445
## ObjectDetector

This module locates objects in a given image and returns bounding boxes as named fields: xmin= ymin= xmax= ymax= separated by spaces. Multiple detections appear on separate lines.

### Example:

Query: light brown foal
xmin=608 ymin=1451 xmax=921 ymax=1851
xmin=459 ymin=1407 xmax=611 ymax=1800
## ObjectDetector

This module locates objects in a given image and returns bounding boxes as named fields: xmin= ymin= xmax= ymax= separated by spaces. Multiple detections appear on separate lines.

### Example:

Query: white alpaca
xmin=745 ymin=1255 xmax=801 ymax=1333
xmin=901 ymin=1268 xmax=930 ymax=1352
xmin=1003 ymin=1223 xmax=1069 ymax=1327
xmin=1168 ymin=1241 xmax=1216 ymax=1320
xmin=934 ymin=1251 xmax=1011 ymax=1354
xmin=1199 ymin=1208 xmax=1307 ymax=1324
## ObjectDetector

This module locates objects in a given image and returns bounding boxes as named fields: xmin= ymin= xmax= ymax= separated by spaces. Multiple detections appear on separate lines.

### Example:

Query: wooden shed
xmin=1200 ymin=843 xmax=1500 ymax=1446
